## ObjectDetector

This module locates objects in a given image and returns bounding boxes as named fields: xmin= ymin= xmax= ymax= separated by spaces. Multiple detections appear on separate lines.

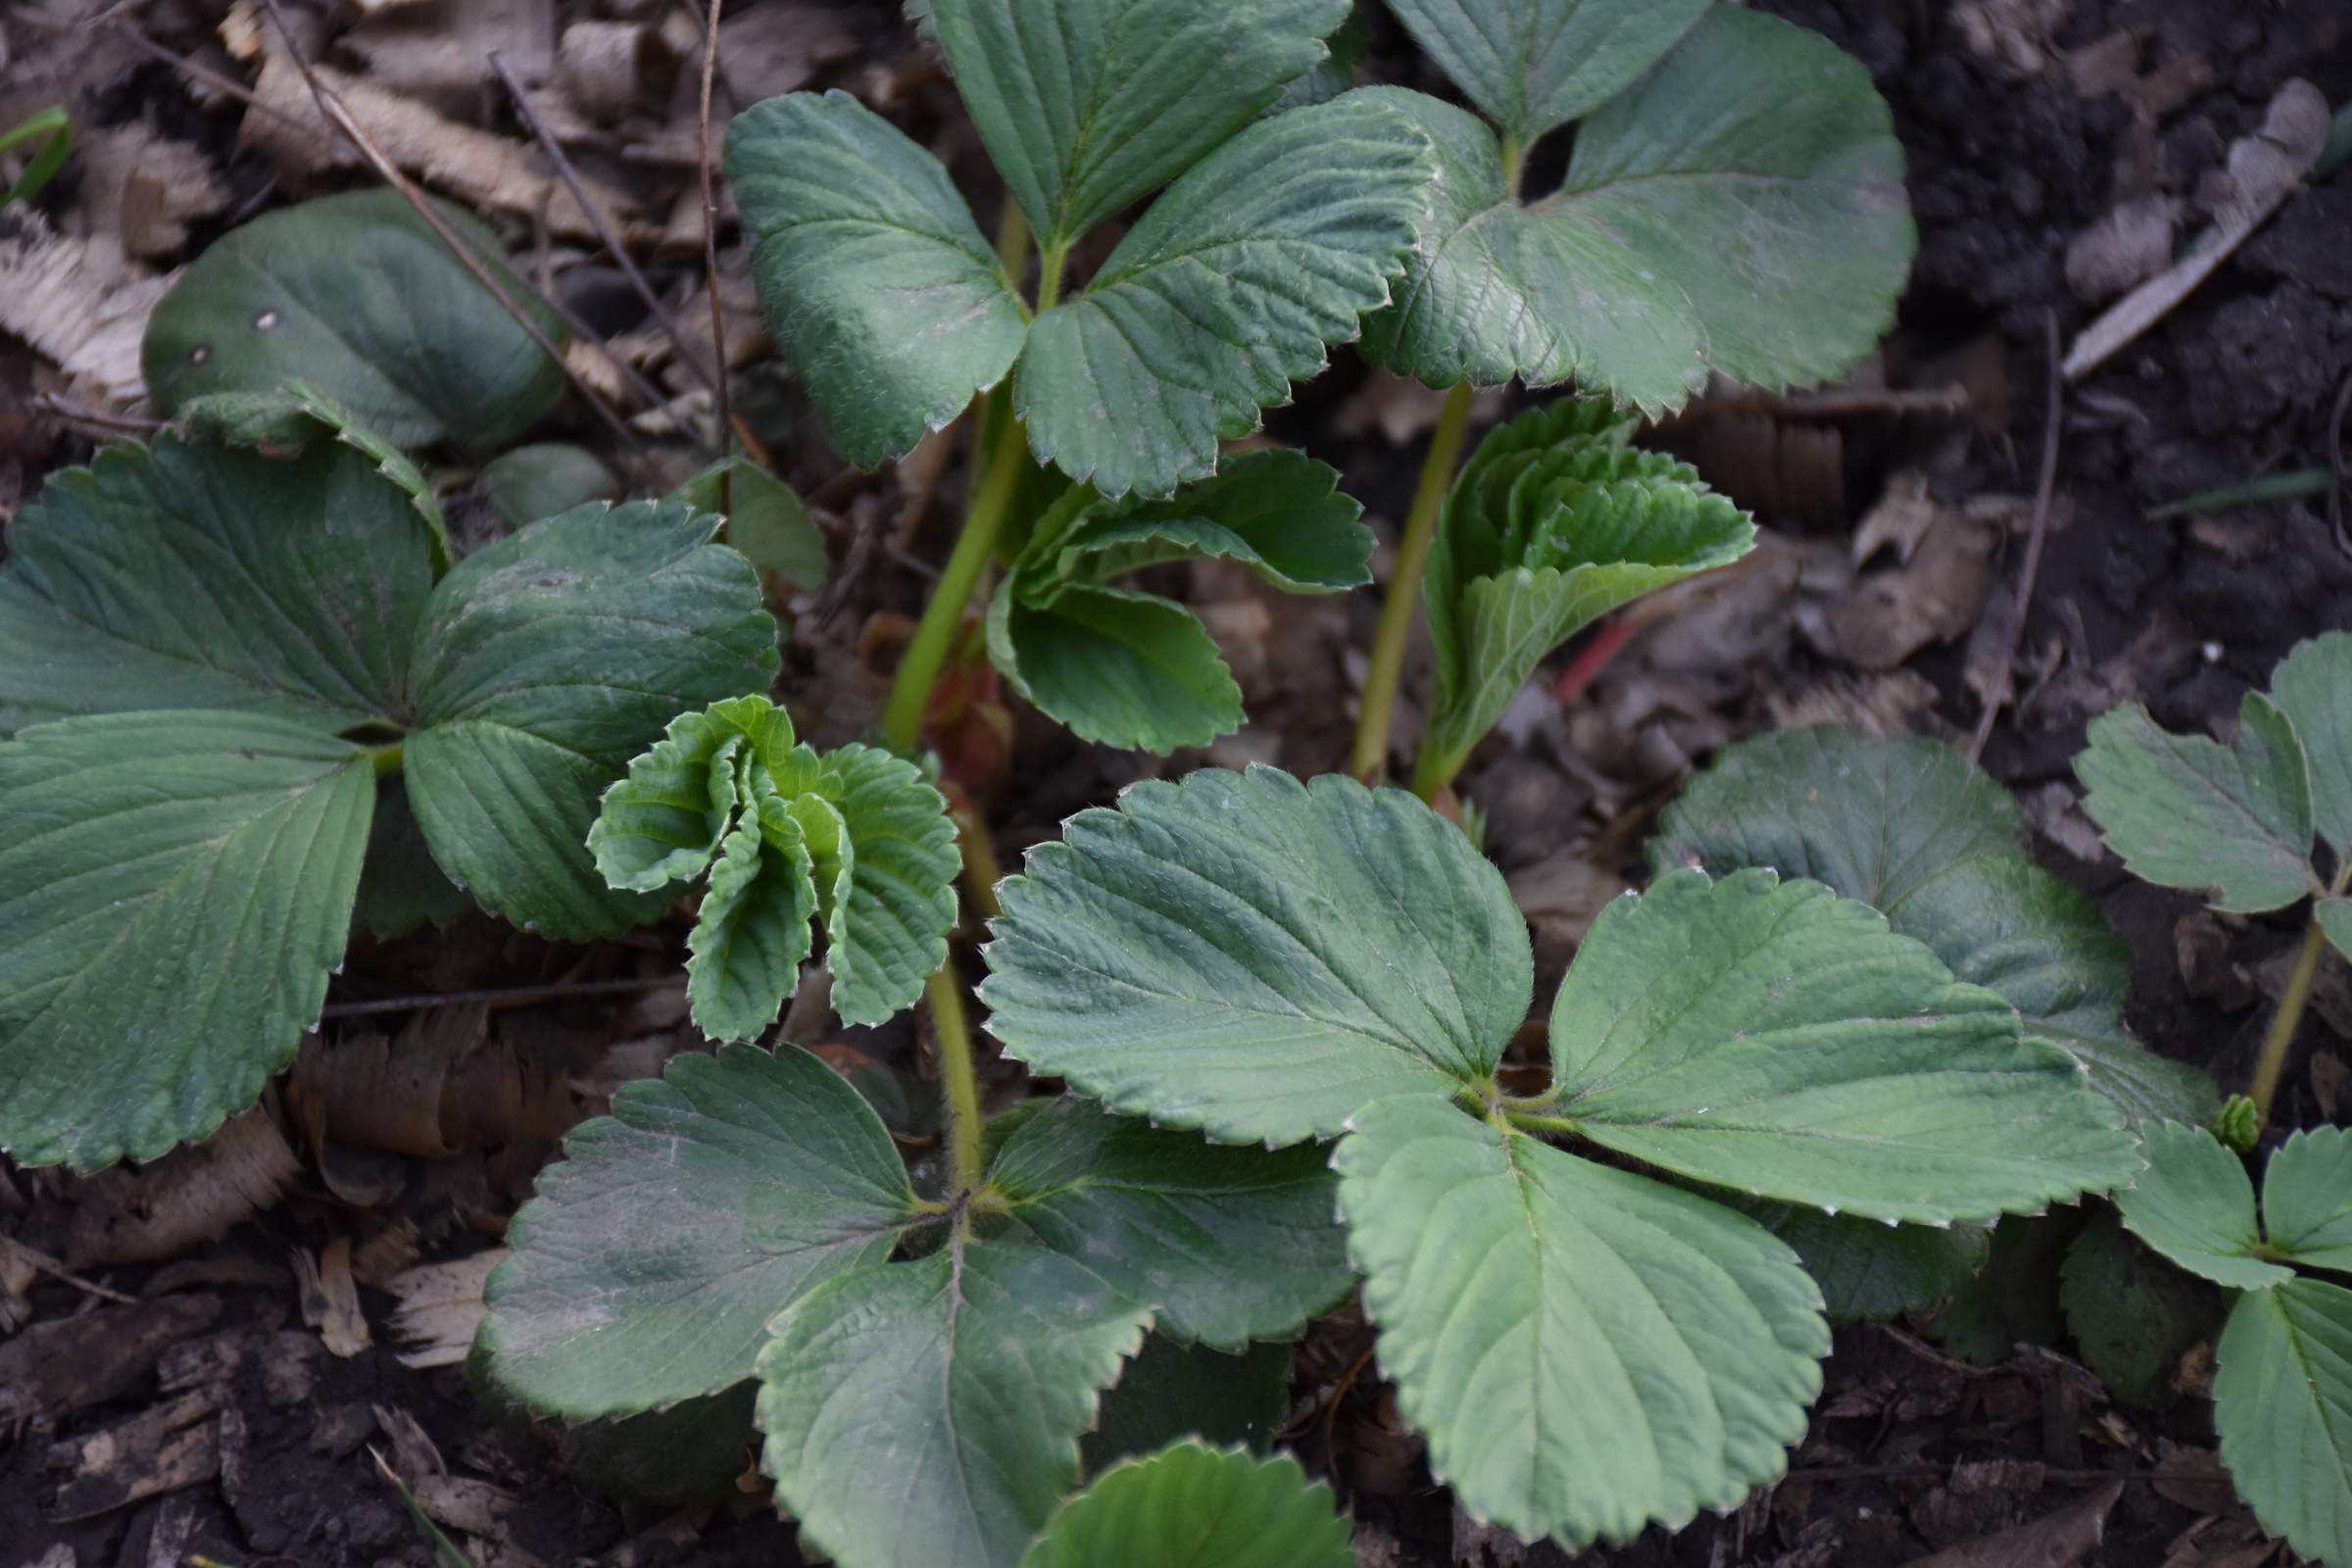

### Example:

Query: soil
xmin=4 ymin=2 xmax=2350 ymax=1566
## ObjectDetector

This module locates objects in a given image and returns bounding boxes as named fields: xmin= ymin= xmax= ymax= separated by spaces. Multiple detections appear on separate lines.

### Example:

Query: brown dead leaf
xmin=1949 ymin=0 xmax=2073 ymax=80
xmin=344 ymin=0 xmax=557 ymax=116
xmin=290 ymin=1004 xmax=586 ymax=1160
xmin=0 ymin=1294 xmax=222 ymax=1426
xmin=293 ymin=1238 xmax=372 ymax=1358
xmin=1768 ymin=670 xmax=1939 ymax=736
xmin=1693 ymin=416 xmax=1847 ymax=530
xmin=0 ymin=212 xmax=171 ymax=405
xmin=1899 ymin=1480 xmax=2123 ymax=1568
xmin=1830 ymin=508 xmax=1996 ymax=670
xmin=387 ymin=1250 xmax=505 ymax=1370
xmin=2154 ymin=1438 xmax=2242 ymax=1517
xmin=64 ymin=1104 xmax=301 ymax=1267
xmin=558 ymin=21 xmax=677 ymax=122
xmin=2066 ymin=195 xmax=2182 ymax=304
xmin=715 ymin=3 xmax=861 ymax=104
xmin=74 ymin=122 xmax=230 ymax=261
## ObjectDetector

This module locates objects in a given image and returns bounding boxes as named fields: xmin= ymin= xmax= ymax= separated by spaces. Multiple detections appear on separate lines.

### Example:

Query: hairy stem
xmin=1349 ymin=379 xmax=1476 ymax=786
xmin=881 ymin=416 xmax=1027 ymax=754
xmin=2248 ymin=863 xmax=2352 ymax=1121
xmin=926 ymin=963 xmax=988 ymax=1198
xmin=1036 ymin=239 xmax=1068 ymax=315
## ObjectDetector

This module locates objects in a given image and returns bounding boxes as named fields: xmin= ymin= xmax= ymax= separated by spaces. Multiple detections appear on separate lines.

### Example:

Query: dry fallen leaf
xmin=1829 ymin=506 xmax=1996 ymax=670
xmin=0 ymin=212 xmax=172 ymax=405
xmin=65 ymin=1104 xmax=301 ymax=1267
xmin=1899 ymin=1480 xmax=2124 ymax=1568
xmin=387 ymin=1250 xmax=506 ymax=1370
xmin=294 ymin=1238 xmax=373 ymax=1359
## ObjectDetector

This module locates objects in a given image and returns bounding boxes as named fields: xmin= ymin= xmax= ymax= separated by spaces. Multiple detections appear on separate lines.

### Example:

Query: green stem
xmin=926 ymin=963 xmax=988 ymax=1198
xmin=1036 ymin=239 xmax=1068 ymax=315
xmin=2248 ymin=863 xmax=2352 ymax=1121
xmin=1498 ymin=132 xmax=1525 ymax=199
xmin=368 ymin=742 xmax=404 ymax=777
xmin=881 ymin=416 xmax=1027 ymax=755
xmin=994 ymin=195 xmax=1032 ymax=289
xmin=1504 ymin=1110 xmax=1580 ymax=1140
xmin=1349 ymin=379 xmax=1476 ymax=786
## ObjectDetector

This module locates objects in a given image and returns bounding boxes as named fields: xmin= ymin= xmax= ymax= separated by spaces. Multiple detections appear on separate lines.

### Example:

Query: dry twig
xmin=1967 ymin=310 xmax=2063 ymax=764
xmin=697 ymin=0 xmax=737 ymax=501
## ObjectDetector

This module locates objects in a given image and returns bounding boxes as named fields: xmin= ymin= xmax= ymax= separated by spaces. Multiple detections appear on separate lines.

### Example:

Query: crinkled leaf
xmin=929 ymin=0 xmax=1349 ymax=248
xmin=1748 ymin=1204 xmax=1990 ymax=1325
xmin=1016 ymin=92 xmax=1431 ymax=499
xmin=2059 ymin=1209 xmax=2222 ymax=1405
xmin=477 ymin=1044 xmax=917 ymax=1421
xmin=0 ymin=435 xmax=432 ymax=735
xmin=2077 ymin=696 xmax=2317 ymax=913
xmin=814 ymin=742 xmax=960 ymax=1025
xmin=680 ymin=458 xmax=828 ymax=589
xmin=1365 ymin=8 xmax=1911 ymax=411
xmin=2265 ymin=1126 xmax=2352 ymax=1275
xmin=684 ymin=809 xmax=817 ymax=1044
xmin=1082 ymin=1336 xmax=1294 ymax=1472
xmin=727 ymin=90 xmax=1025 ymax=468
xmin=987 ymin=582 xmax=1244 ymax=751
xmin=758 ymin=1238 xmax=1150 ymax=1568
xmin=480 ymin=443 xmax=618 ymax=529
xmin=983 ymin=766 xmax=1533 ymax=1146
xmin=1022 ymin=449 xmax=1370 ymax=594
xmin=989 ymin=1097 xmax=1351 ymax=1348
xmin=2214 ymin=1278 xmax=2352 ymax=1568
xmin=1336 ymin=1097 xmax=1826 ymax=1546
xmin=0 ymin=710 xmax=372 ymax=1169
xmin=587 ymin=703 xmax=762 ymax=895
xmin=1022 ymin=1444 xmax=1351 ymax=1568
xmin=1380 ymin=0 xmax=1706 ymax=147
xmin=2114 ymin=1121 xmax=2288 ymax=1290
xmin=2270 ymin=631 xmax=2352 ymax=858
xmin=405 ymin=498 xmax=779 ymax=940
xmin=144 ymin=189 xmax=564 ymax=452
xmin=1547 ymin=868 xmax=2139 ymax=1224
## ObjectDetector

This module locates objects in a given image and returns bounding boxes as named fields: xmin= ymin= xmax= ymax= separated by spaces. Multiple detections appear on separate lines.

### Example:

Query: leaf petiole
xmin=2247 ymin=858 xmax=2352 ymax=1122
xmin=925 ymin=963 xmax=989 ymax=1200
xmin=1502 ymin=1110 xmax=1582 ymax=1139
xmin=368 ymin=741 xmax=405 ymax=777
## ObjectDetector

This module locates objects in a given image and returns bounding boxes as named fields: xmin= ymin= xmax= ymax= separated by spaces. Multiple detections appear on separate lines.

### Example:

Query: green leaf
xmin=1547 ymin=868 xmax=2138 ymax=1223
xmin=1364 ymin=7 xmax=1911 ymax=411
xmin=726 ymin=90 xmax=1026 ymax=468
xmin=1016 ymin=92 xmax=1432 ymax=499
xmin=989 ymin=582 xmax=1241 ymax=752
xmin=1748 ymin=1204 xmax=1990 ymax=1325
xmin=1380 ymin=0 xmax=1707 ymax=148
xmin=353 ymin=779 xmax=470 ymax=940
xmin=1022 ymin=1444 xmax=1352 ymax=1568
xmin=404 ymin=498 xmax=779 ymax=940
xmin=2265 ymin=1126 xmax=2352 ymax=1274
xmin=1270 ymin=6 xmax=1367 ymax=112
xmin=0 ymin=710 xmax=373 ymax=1169
xmin=1336 ymin=1096 xmax=1826 ymax=1546
xmin=0 ymin=435 xmax=433 ymax=735
xmin=983 ymin=766 xmax=1533 ymax=1146
xmin=2270 ymin=631 xmax=2352 ymax=858
xmin=810 ymin=742 xmax=961 ymax=1025
xmin=928 ymin=0 xmax=1349 ymax=249
xmin=143 ymin=189 xmax=564 ymax=452
xmin=2059 ymin=1209 xmax=2221 ymax=1405
xmin=988 ymin=1097 xmax=1351 ymax=1348
xmin=477 ymin=1044 xmax=917 ymax=1422
xmin=586 ymin=701 xmax=762 ymax=895
xmin=758 ymin=1237 xmax=1151 ymax=1568
xmin=2077 ymin=696 xmax=2318 ymax=913
xmin=1024 ymin=449 xmax=1371 ymax=594
xmin=680 ymin=458 xmax=829 ymax=589
xmin=2324 ymin=898 xmax=2352 ymax=963
xmin=685 ymin=807 xmax=817 ymax=1044
xmin=2214 ymin=1277 xmax=2352 ymax=1568
xmin=1082 ymin=1336 xmax=1294 ymax=1473
xmin=1418 ymin=397 xmax=1752 ymax=786
xmin=1923 ymin=1211 xmax=2079 ymax=1365
xmin=479 ymin=444 xmax=618 ymax=529
xmin=2113 ymin=1121 xmax=2289 ymax=1290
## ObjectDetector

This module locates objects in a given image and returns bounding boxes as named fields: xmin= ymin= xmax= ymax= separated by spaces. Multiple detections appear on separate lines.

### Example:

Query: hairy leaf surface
xmin=2265 ymin=1127 xmax=2352 ymax=1274
xmin=1380 ymin=0 xmax=1707 ymax=146
xmin=1022 ymin=1444 xmax=1352 ymax=1568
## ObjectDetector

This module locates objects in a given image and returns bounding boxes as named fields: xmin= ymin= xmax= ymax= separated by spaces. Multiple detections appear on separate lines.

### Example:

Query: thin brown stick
xmin=1967 ymin=309 xmax=2064 ymax=764
xmin=319 ymin=975 xmax=681 ymax=1020
xmin=36 ymin=393 xmax=165 ymax=436
xmin=2328 ymin=369 xmax=2351 ymax=559
xmin=2 ymin=1236 xmax=138 ymax=1306
xmin=697 ymin=0 xmax=736 ymax=502
xmin=251 ymin=0 xmax=662 ymax=484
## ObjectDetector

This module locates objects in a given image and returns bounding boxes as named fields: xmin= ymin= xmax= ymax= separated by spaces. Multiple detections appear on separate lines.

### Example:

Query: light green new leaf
xmin=929 ymin=0 xmax=1348 ymax=248
xmin=0 ymin=711 xmax=372 ymax=1169
xmin=0 ymin=435 xmax=432 ymax=735
xmin=2077 ymin=696 xmax=2317 ymax=913
xmin=983 ymin=766 xmax=1533 ymax=1146
xmin=726 ymin=91 xmax=1026 ymax=468
xmin=2060 ymin=1209 xmax=2221 ymax=1405
xmin=1655 ymin=726 xmax=2217 ymax=1129
xmin=2113 ymin=1121 xmax=2288 ymax=1290
xmin=1748 ymin=1204 xmax=1990 ymax=1325
xmin=1365 ymin=8 xmax=1911 ymax=411
xmin=405 ymin=498 xmax=779 ymax=941
xmin=1337 ymin=1096 xmax=1826 ymax=1546
xmin=1083 ymin=1336 xmax=1294 ymax=1472
xmin=477 ymin=1044 xmax=917 ymax=1421
xmin=2271 ymin=630 xmax=2352 ymax=858
xmin=2214 ymin=1278 xmax=2352 ymax=1568
xmin=1381 ymin=0 xmax=1706 ymax=148
xmin=1023 ymin=1444 xmax=1352 ymax=1568
xmin=988 ymin=583 xmax=1243 ymax=752
xmin=144 ymin=189 xmax=564 ymax=452
xmin=759 ymin=1238 xmax=1151 ymax=1568
xmin=2266 ymin=1127 xmax=2352 ymax=1275
xmin=1017 ymin=92 xmax=1432 ymax=499
xmin=586 ymin=703 xmax=762 ymax=894
xmin=989 ymin=1097 xmax=1352 ymax=1348
xmin=1547 ymin=868 xmax=2139 ymax=1223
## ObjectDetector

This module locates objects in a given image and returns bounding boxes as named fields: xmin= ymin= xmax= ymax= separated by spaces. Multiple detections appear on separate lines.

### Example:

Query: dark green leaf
xmin=2059 ymin=1209 xmax=2221 ymax=1405
xmin=1380 ymin=0 xmax=1707 ymax=147
xmin=1023 ymin=1444 xmax=1352 ymax=1568
xmin=987 ymin=582 xmax=1244 ymax=751
xmin=353 ymin=779 xmax=470 ymax=940
xmin=2269 ymin=631 xmax=2352 ymax=858
xmin=2264 ymin=1126 xmax=2352 ymax=1275
xmin=1749 ymin=1204 xmax=1990 ymax=1325
xmin=1923 ymin=1211 xmax=2080 ymax=1364
xmin=479 ymin=444 xmax=618 ymax=528
xmin=681 ymin=458 xmax=828 ymax=589
xmin=1082 ymin=1336 xmax=1294 ymax=1473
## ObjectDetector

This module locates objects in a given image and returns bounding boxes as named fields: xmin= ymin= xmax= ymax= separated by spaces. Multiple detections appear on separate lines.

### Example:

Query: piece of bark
xmin=387 ymin=1250 xmax=503 ymax=1370
xmin=45 ymin=1389 xmax=223 ymax=1522
xmin=66 ymin=1105 xmax=301 ymax=1267
xmin=158 ymin=1329 xmax=319 ymax=1409
xmin=1899 ymin=1480 xmax=2124 ymax=1568
xmin=0 ymin=1294 xmax=221 ymax=1426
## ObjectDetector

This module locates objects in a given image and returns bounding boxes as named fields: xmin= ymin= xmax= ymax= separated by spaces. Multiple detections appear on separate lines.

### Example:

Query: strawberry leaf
xmin=1380 ymin=0 xmax=1707 ymax=148
xmin=1022 ymin=1444 xmax=1352 ymax=1568
xmin=2214 ymin=1277 xmax=2352 ymax=1568
xmin=2268 ymin=630 xmax=2352 ymax=858
xmin=2114 ymin=1122 xmax=2289 ymax=1290
xmin=2264 ymin=1127 xmax=2352 ymax=1275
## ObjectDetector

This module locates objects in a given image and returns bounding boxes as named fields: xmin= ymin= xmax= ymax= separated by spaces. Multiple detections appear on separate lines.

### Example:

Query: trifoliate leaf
xmin=1082 ymin=1336 xmax=1294 ymax=1472
xmin=479 ymin=444 xmax=618 ymax=529
xmin=0 ymin=435 xmax=433 ymax=735
xmin=758 ymin=1238 xmax=1151 ymax=1568
xmin=928 ymin=0 xmax=1349 ymax=250
xmin=1417 ymin=397 xmax=1752 ymax=789
xmin=1363 ymin=8 xmax=1911 ymax=411
xmin=2114 ymin=1121 xmax=2288 ymax=1290
xmin=986 ymin=450 xmax=1370 ymax=750
xmin=2059 ymin=1209 xmax=2222 ymax=1406
xmin=143 ymin=189 xmax=564 ymax=452
xmin=1546 ymin=868 xmax=2140 ymax=1223
xmin=1747 ymin=1204 xmax=1990 ymax=1325
xmin=983 ymin=766 xmax=1533 ymax=1146
xmin=726 ymin=90 xmax=1026 ymax=468
xmin=1380 ymin=0 xmax=1706 ymax=149
xmin=2270 ymin=631 xmax=2352 ymax=857
xmin=1022 ymin=1444 xmax=1352 ymax=1568
xmin=405 ymin=498 xmax=779 ymax=941
xmin=1655 ymin=726 xmax=2217 ymax=1130
xmin=2077 ymin=696 xmax=2318 ymax=913
xmin=989 ymin=1097 xmax=1351 ymax=1348
xmin=1016 ymin=92 xmax=1432 ymax=499
xmin=1336 ymin=1096 xmax=1826 ymax=1547
xmin=2264 ymin=1127 xmax=2352 ymax=1274
xmin=477 ymin=1044 xmax=919 ymax=1421
xmin=0 ymin=710 xmax=373 ymax=1169
xmin=679 ymin=458 xmax=828 ymax=589
xmin=2214 ymin=1277 xmax=2352 ymax=1568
